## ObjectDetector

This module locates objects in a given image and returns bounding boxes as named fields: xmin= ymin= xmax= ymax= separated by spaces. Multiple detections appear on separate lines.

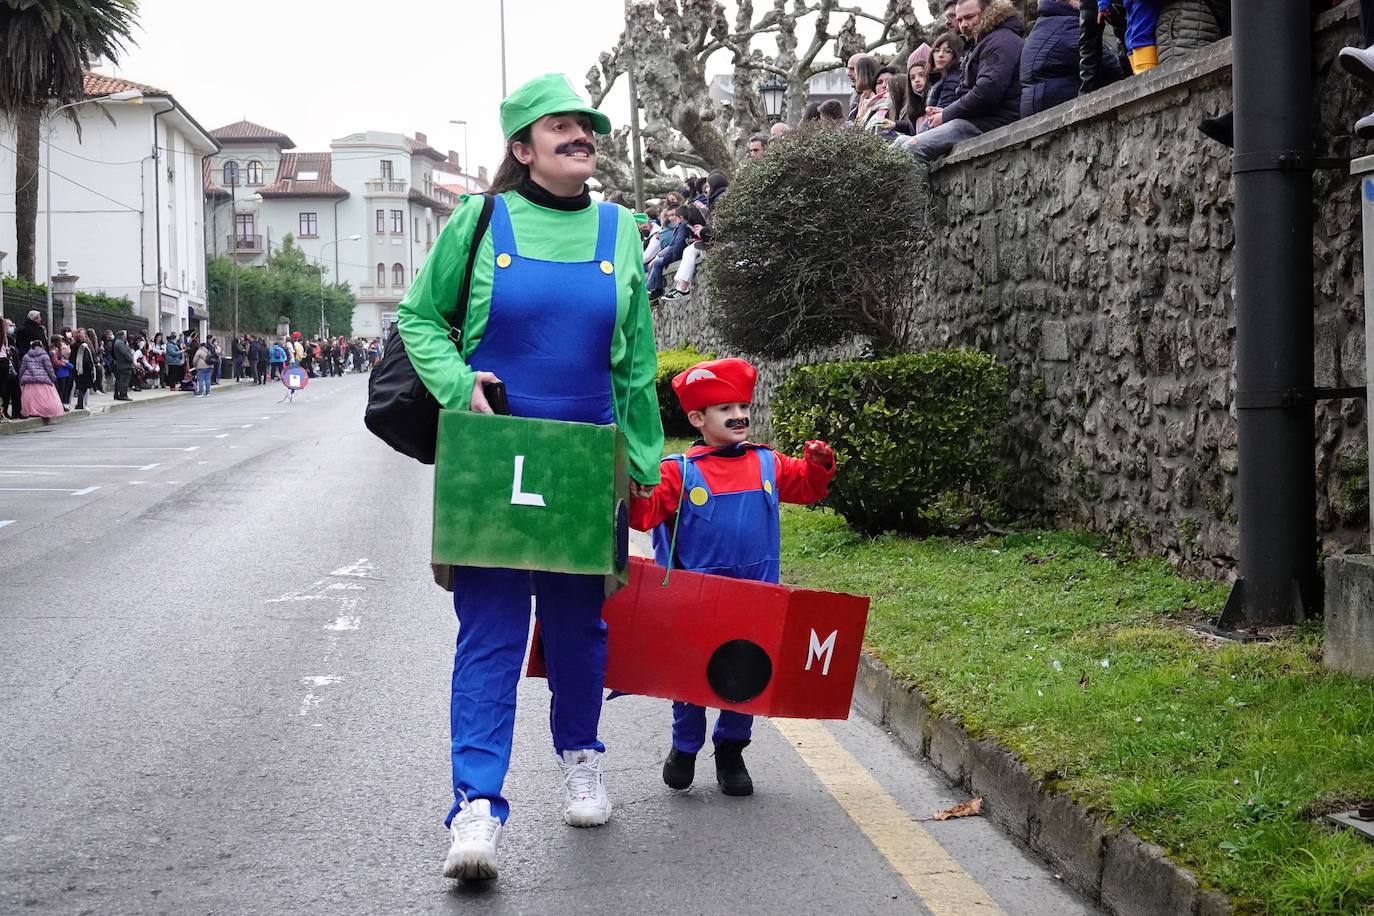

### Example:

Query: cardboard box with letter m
xmin=432 ymin=409 xmax=630 ymax=582
xmin=529 ymin=557 xmax=870 ymax=719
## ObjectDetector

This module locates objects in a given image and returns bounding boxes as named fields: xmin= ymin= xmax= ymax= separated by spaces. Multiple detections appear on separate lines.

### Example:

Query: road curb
xmin=851 ymin=652 xmax=1232 ymax=916
xmin=0 ymin=383 xmax=263 ymax=436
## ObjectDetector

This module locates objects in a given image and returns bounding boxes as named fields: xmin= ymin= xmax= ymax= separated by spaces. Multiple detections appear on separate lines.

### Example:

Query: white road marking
xmin=0 ymin=446 xmax=198 ymax=452
xmin=0 ymin=520 xmax=14 ymax=529
xmin=0 ymin=470 xmax=59 ymax=476
xmin=70 ymin=487 xmax=100 ymax=496
xmin=325 ymin=582 xmax=364 ymax=590
xmin=241 ymin=424 xmax=254 ymax=428
xmin=0 ymin=486 xmax=100 ymax=496
xmin=324 ymin=616 xmax=361 ymax=631
xmin=329 ymin=558 xmax=378 ymax=578
xmin=0 ymin=462 xmax=160 ymax=470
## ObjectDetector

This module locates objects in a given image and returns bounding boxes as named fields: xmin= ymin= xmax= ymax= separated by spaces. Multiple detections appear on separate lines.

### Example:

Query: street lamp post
xmin=212 ymin=190 xmax=261 ymax=345
xmin=44 ymin=89 xmax=143 ymax=333
xmin=317 ymin=235 xmax=361 ymax=340
xmin=758 ymin=74 xmax=787 ymax=124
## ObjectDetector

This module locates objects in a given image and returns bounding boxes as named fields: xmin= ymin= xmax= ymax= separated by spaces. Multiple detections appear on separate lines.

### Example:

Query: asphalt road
xmin=0 ymin=373 xmax=1097 ymax=915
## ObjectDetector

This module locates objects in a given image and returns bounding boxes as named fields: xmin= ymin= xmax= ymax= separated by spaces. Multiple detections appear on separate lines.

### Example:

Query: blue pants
xmin=646 ymin=254 xmax=677 ymax=293
xmin=194 ymin=367 xmax=212 ymax=396
xmin=672 ymin=703 xmax=753 ymax=753
xmin=447 ymin=567 xmax=608 ymax=825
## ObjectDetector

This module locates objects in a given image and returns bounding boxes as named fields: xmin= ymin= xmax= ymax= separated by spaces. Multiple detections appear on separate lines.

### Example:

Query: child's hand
xmin=804 ymin=440 xmax=834 ymax=469
xmin=630 ymin=482 xmax=656 ymax=500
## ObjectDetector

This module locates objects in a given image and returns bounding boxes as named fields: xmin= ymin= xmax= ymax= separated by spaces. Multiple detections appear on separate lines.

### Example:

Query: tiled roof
xmin=210 ymin=119 xmax=296 ymax=149
xmin=437 ymin=176 xmax=490 ymax=195
xmin=203 ymin=159 xmax=230 ymax=200
xmin=257 ymin=152 xmax=348 ymax=199
xmin=406 ymin=136 xmax=447 ymax=162
xmin=408 ymin=188 xmax=454 ymax=215
xmin=83 ymin=72 xmax=169 ymax=97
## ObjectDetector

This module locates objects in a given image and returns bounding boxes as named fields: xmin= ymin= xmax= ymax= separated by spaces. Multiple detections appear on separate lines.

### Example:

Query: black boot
xmin=663 ymin=748 xmax=696 ymax=790
xmin=1199 ymin=110 xmax=1234 ymax=148
xmin=714 ymin=740 xmax=753 ymax=796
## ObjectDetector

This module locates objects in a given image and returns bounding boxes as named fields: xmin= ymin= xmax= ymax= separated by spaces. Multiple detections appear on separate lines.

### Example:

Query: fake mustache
xmin=556 ymin=141 xmax=596 ymax=156
xmin=724 ymin=418 xmax=750 ymax=430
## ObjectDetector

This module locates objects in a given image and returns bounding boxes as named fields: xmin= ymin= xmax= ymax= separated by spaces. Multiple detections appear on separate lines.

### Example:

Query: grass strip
xmin=778 ymin=507 xmax=1374 ymax=915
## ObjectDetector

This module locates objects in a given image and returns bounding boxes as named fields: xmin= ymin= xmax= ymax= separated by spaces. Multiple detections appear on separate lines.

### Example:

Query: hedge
xmin=655 ymin=345 xmax=714 ymax=437
xmin=772 ymin=350 xmax=1009 ymax=535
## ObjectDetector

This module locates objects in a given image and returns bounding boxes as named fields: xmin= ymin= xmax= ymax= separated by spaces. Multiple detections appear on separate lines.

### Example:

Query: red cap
xmin=292 ymin=331 xmax=301 ymax=339
xmin=672 ymin=358 xmax=757 ymax=412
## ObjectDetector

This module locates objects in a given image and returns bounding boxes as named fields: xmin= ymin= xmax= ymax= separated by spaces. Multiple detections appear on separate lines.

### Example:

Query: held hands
xmin=804 ymin=440 xmax=835 ymax=470
xmin=469 ymin=371 xmax=502 ymax=414
xmin=629 ymin=482 xmax=656 ymax=500
xmin=925 ymin=107 xmax=945 ymax=129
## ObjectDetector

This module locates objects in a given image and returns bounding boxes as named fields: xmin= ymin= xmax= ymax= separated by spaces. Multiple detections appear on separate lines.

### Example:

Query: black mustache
xmin=556 ymin=141 xmax=596 ymax=156
xmin=724 ymin=418 xmax=750 ymax=430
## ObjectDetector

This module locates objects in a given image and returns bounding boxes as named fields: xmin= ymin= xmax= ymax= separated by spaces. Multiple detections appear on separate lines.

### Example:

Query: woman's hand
xmin=629 ymin=482 xmax=656 ymax=500
xmin=469 ymin=371 xmax=503 ymax=414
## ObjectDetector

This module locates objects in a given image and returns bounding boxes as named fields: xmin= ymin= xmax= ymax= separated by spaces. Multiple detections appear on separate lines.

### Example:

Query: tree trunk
xmin=15 ymin=103 xmax=41 ymax=282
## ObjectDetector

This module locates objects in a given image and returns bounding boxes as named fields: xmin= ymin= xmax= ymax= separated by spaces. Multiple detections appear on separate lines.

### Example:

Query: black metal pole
xmin=1226 ymin=0 xmax=1316 ymax=625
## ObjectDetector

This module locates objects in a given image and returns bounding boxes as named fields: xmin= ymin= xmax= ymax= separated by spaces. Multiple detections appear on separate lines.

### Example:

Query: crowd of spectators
xmin=0 ymin=309 xmax=381 ymax=421
xmin=640 ymin=172 xmax=730 ymax=303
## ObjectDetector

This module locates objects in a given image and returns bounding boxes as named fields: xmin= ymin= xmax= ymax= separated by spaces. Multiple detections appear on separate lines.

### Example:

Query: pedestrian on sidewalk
xmin=231 ymin=334 xmax=246 ymax=382
xmin=0 ymin=318 xmax=19 ymax=420
xmin=112 ymin=330 xmax=135 ymax=401
xmin=629 ymin=358 xmax=837 ymax=798
xmin=71 ymin=329 xmax=97 ymax=411
xmin=192 ymin=339 xmax=214 ymax=397
xmin=268 ymin=340 xmax=287 ymax=380
xmin=164 ymin=332 xmax=184 ymax=390
xmin=18 ymin=339 xmax=63 ymax=423
xmin=50 ymin=335 xmax=74 ymax=410
xmin=209 ymin=336 xmax=222 ymax=386
xmin=399 ymin=72 xmax=663 ymax=882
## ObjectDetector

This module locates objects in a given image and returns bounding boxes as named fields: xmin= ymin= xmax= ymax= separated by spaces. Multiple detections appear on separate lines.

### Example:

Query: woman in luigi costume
xmin=398 ymin=74 xmax=662 ymax=881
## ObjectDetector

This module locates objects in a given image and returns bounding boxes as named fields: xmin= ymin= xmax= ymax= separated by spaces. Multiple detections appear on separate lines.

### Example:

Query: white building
xmin=0 ymin=72 xmax=220 ymax=336
xmin=206 ymin=124 xmax=478 ymax=340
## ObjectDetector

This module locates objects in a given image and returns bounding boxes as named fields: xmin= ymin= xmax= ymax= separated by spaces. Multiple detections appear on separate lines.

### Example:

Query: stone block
xmin=886 ymin=680 xmax=931 ymax=759
xmin=1101 ymin=831 xmax=1198 ymax=916
xmin=1195 ymin=889 xmax=1232 ymax=916
xmin=852 ymin=652 xmax=889 ymax=725
xmin=1324 ymin=555 xmax=1374 ymax=677
xmin=966 ymin=740 xmax=1036 ymax=844
xmin=1042 ymin=320 xmax=1070 ymax=362
xmin=1030 ymin=789 xmax=1111 ymax=901
xmin=927 ymin=715 xmax=970 ymax=785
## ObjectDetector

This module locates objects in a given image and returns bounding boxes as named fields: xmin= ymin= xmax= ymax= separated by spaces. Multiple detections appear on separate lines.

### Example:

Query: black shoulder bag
xmin=364 ymin=194 xmax=495 ymax=464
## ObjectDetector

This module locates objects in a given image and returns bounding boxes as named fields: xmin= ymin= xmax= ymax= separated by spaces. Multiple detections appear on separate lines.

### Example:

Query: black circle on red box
xmin=707 ymin=639 xmax=773 ymax=703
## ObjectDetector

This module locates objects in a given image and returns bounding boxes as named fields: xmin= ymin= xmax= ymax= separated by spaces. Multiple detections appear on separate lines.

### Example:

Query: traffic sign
xmin=282 ymin=366 xmax=309 ymax=390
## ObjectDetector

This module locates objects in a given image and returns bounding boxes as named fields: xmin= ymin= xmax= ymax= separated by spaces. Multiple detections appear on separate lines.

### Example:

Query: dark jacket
xmin=1021 ymin=0 xmax=1122 ymax=117
xmin=15 ymin=318 xmax=46 ymax=354
xmin=927 ymin=62 xmax=963 ymax=110
xmin=248 ymin=339 xmax=265 ymax=363
xmin=943 ymin=0 xmax=1026 ymax=131
xmin=72 ymin=342 xmax=97 ymax=391
xmin=18 ymin=345 xmax=56 ymax=385
xmin=113 ymin=337 xmax=136 ymax=370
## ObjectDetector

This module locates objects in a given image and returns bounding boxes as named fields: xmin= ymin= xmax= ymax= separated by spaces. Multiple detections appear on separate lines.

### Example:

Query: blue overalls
xmin=445 ymin=195 xmax=620 ymax=826
xmin=653 ymin=446 xmax=780 ymax=752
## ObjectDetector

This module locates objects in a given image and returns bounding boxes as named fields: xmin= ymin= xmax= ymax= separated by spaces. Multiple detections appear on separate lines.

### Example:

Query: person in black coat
xmin=15 ymin=311 xmax=47 ymax=354
xmin=1022 ymin=0 xmax=1123 ymax=117
xmin=906 ymin=0 xmax=1025 ymax=163
xmin=925 ymin=31 xmax=966 ymax=111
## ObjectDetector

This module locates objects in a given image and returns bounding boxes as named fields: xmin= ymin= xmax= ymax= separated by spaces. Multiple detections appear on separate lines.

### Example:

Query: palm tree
xmin=1 ymin=0 xmax=140 ymax=281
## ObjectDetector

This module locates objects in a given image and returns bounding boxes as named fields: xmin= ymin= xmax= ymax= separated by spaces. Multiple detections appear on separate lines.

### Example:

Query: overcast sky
xmin=110 ymin=0 xmax=928 ymax=177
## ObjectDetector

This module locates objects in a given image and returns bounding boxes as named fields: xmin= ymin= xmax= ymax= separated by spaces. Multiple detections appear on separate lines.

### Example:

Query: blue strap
xmin=594 ymin=202 xmax=619 ymax=264
xmin=489 ymin=194 xmax=517 ymax=258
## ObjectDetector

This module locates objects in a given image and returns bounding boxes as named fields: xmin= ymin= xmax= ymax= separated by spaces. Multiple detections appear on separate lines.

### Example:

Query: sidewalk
xmin=0 ymin=380 xmax=257 ymax=436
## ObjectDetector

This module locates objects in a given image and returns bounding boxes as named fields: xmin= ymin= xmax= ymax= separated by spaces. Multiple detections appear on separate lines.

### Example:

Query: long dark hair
xmin=854 ymin=55 xmax=880 ymax=94
xmin=901 ymin=62 xmax=927 ymax=124
xmin=930 ymin=31 xmax=964 ymax=78
xmin=488 ymin=126 xmax=533 ymax=194
xmin=887 ymin=77 xmax=909 ymax=126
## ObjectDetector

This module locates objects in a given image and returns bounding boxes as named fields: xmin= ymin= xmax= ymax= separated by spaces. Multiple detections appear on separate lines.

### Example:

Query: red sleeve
xmin=775 ymin=450 xmax=835 ymax=505
xmin=629 ymin=459 xmax=683 ymax=531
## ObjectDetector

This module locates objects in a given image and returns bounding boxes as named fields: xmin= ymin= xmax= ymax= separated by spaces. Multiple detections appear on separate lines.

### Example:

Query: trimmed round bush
xmin=655 ymin=345 xmax=715 ymax=437
xmin=704 ymin=125 xmax=928 ymax=358
xmin=772 ymin=350 xmax=1009 ymax=535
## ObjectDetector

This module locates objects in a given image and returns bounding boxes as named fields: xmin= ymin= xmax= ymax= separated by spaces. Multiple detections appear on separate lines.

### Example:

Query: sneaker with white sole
xmin=443 ymin=798 xmax=502 ymax=880
xmin=559 ymin=749 xmax=612 ymax=827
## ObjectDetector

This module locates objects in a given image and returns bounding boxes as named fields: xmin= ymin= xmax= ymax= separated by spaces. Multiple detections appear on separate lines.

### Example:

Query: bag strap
xmin=448 ymin=194 xmax=496 ymax=352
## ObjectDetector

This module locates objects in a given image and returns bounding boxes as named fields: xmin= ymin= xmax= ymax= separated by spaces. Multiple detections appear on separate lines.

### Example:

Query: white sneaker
xmin=558 ymin=749 xmax=612 ymax=827
xmin=443 ymin=798 xmax=502 ymax=880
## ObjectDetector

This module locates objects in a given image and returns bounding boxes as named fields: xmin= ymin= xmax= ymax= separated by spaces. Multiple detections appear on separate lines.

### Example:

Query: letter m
xmin=805 ymin=629 xmax=837 ymax=676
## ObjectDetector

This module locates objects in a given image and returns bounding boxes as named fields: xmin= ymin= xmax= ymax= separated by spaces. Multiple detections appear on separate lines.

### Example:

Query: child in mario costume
xmin=629 ymin=357 xmax=836 ymax=796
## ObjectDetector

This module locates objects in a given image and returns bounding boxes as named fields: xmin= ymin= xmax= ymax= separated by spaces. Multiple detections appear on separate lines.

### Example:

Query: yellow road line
xmin=772 ymin=718 xmax=1007 ymax=916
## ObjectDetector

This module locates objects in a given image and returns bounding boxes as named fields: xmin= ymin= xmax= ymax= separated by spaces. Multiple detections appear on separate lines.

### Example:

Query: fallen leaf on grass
xmin=931 ymin=797 xmax=983 ymax=821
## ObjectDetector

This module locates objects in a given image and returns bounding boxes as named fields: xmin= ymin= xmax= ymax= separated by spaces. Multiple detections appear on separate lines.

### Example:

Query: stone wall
xmin=652 ymin=2 xmax=1371 ymax=570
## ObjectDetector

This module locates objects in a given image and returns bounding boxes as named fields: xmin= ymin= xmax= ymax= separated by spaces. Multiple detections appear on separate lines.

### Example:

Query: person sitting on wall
xmin=1022 ymin=0 xmax=1123 ymax=117
xmin=629 ymin=358 xmax=837 ymax=798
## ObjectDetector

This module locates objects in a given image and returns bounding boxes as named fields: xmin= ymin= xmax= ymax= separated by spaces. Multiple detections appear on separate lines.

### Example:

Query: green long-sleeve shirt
xmin=397 ymin=190 xmax=663 ymax=485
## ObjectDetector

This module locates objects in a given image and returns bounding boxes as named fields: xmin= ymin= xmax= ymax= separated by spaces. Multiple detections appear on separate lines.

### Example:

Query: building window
xmin=380 ymin=160 xmax=393 ymax=179
xmin=391 ymin=210 xmax=404 ymax=234
xmin=246 ymin=160 xmax=263 ymax=185
xmin=393 ymin=263 xmax=405 ymax=287
xmin=426 ymin=221 xmax=433 ymax=245
xmin=414 ymin=216 xmax=420 ymax=234
xmin=222 ymin=161 xmax=239 ymax=186
xmin=233 ymin=212 xmax=254 ymax=245
xmin=375 ymin=209 xmax=385 ymax=234
xmin=299 ymin=212 xmax=317 ymax=237
xmin=377 ymin=263 xmax=386 ymax=286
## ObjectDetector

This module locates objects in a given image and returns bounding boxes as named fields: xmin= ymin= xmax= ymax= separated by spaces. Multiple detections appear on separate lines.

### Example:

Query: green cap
xmin=633 ymin=212 xmax=649 ymax=224
xmin=500 ymin=73 xmax=613 ymax=140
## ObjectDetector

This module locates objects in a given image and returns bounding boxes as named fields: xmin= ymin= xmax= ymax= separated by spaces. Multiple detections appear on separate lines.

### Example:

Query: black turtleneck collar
xmin=518 ymin=177 xmax=591 ymax=211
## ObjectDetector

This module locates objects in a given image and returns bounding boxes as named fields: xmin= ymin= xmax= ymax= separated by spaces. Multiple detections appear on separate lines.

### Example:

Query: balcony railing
xmin=227 ymin=234 xmax=262 ymax=253
xmin=358 ymin=284 xmax=406 ymax=298
xmin=365 ymin=178 xmax=409 ymax=193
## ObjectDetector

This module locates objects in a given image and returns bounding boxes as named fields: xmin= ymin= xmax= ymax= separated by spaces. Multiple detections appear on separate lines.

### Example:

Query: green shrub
xmin=772 ymin=350 xmax=1009 ymax=535
xmin=655 ymin=344 xmax=714 ymax=437
xmin=703 ymin=125 xmax=929 ymax=358
xmin=75 ymin=290 xmax=134 ymax=314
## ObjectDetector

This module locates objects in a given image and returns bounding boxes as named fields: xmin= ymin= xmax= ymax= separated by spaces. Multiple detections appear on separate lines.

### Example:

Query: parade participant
xmin=397 ymin=72 xmax=661 ymax=881
xmin=629 ymin=358 xmax=836 ymax=797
